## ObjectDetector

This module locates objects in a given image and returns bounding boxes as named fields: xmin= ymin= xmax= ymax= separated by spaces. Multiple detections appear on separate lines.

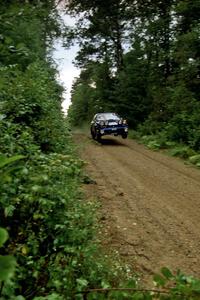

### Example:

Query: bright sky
xmin=53 ymin=14 xmax=80 ymax=114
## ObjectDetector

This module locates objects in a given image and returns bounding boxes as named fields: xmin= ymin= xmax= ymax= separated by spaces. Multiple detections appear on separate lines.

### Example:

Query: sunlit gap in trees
xmin=53 ymin=6 xmax=80 ymax=115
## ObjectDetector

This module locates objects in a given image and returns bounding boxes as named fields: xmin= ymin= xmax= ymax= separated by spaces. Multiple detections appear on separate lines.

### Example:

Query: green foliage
xmin=152 ymin=268 xmax=200 ymax=300
xmin=0 ymin=227 xmax=16 ymax=282
xmin=128 ymin=130 xmax=141 ymax=140
xmin=112 ymin=46 xmax=152 ymax=127
xmin=139 ymin=133 xmax=170 ymax=150
xmin=0 ymin=152 xmax=136 ymax=299
xmin=0 ymin=228 xmax=8 ymax=247
xmin=0 ymin=155 xmax=24 ymax=169
xmin=70 ymin=268 xmax=200 ymax=299
xmin=134 ymin=130 xmax=199 ymax=161
xmin=1 ymin=1 xmax=200 ymax=299
xmin=0 ymin=60 xmax=68 ymax=154
xmin=67 ymin=0 xmax=200 ymax=153
xmin=0 ymin=1 xmax=86 ymax=299
xmin=169 ymin=145 xmax=195 ymax=159
xmin=65 ymin=0 xmax=127 ymax=70
xmin=189 ymin=154 xmax=200 ymax=166
xmin=0 ymin=158 xmax=18 ymax=284
xmin=0 ymin=2 xmax=61 ymax=68
xmin=68 ymin=62 xmax=115 ymax=126
xmin=0 ymin=255 xmax=16 ymax=281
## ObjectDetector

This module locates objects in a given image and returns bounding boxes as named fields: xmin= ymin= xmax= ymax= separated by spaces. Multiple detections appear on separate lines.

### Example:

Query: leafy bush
xmin=189 ymin=154 xmax=200 ymax=166
xmin=0 ymin=152 xmax=136 ymax=299
xmin=0 ymin=227 xmax=16 ymax=282
xmin=140 ymin=133 xmax=169 ymax=150
xmin=127 ymin=130 xmax=141 ymax=140
xmin=135 ymin=126 xmax=199 ymax=161
xmin=169 ymin=145 xmax=196 ymax=159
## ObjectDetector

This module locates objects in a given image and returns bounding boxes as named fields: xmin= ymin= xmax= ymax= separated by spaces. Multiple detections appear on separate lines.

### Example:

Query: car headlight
xmin=100 ymin=121 xmax=105 ymax=126
xmin=123 ymin=119 xmax=127 ymax=125
xmin=118 ymin=119 xmax=122 ymax=125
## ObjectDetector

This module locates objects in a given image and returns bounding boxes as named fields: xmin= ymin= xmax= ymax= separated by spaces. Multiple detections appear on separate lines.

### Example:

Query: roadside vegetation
xmin=1 ymin=0 xmax=200 ymax=299
xmin=0 ymin=1 xmax=126 ymax=299
xmin=128 ymin=129 xmax=200 ymax=168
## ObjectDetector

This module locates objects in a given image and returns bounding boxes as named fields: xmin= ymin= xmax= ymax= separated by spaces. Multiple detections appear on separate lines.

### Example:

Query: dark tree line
xmin=66 ymin=0 xmax=200 ymax=148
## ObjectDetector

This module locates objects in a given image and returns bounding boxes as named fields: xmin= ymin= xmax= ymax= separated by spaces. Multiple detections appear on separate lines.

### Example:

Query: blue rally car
xmin=90 ymin=112 xmax=128 ymax=141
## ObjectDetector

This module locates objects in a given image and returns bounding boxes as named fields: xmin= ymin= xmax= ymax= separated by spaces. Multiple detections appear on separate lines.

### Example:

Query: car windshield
xmin=97 ymin=113 xmax=120 ymax=121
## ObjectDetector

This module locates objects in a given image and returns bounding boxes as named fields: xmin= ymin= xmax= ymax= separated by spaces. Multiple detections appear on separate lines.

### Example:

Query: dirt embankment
xmin=74 ymin=133 xmax=200 ymax=283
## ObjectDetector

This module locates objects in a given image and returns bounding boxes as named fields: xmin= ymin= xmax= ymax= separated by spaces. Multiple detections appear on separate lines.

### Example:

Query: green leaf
xmin=189 ymin=155 xmax=200 ymax=165
xmin=125 ymin=279 xmax=137 ymax=288
xmin=192 ymin=280 xmax=200 ymax=293
xmin=0 ymin=228 xmax=8 ymax=247
xmin=0 ymin=155 xmax=24 ymax=169
xmin=101 ymin=280 xmax=110 ymax=289
xmin=76 ymin=278 xmax=88 ymax=288
xmin=161 ymin=267 xmax=173 ymax=279
xmin=76 ymin=278 xmax=88 ymax=292
xmin=131 ymin=291 xmax=145 ymax=299
xmin=4 ymin=205 xmax=15 ymax=217
xmin=153 ymin=274 xmax=166 ymax=287
xmin=0 ymin=255 xmax=16 ymax=281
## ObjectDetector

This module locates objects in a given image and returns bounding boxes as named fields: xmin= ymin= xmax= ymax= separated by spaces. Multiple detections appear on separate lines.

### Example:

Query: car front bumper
xmin=98 ymin=126 xmax=128 ymax=135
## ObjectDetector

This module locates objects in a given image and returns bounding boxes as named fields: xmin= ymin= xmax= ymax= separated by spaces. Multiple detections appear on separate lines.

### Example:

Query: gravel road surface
xmin=74 ymin=133 xmax=200 ymax=282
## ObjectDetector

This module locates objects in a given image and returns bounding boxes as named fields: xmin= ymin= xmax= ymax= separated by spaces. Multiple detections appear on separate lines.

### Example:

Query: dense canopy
xmin=67 ymin=0 xmax=200 ymax=148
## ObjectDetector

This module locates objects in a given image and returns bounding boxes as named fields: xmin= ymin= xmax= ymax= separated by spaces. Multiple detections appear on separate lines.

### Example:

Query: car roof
xmin=95 ymin=112 xmax=120 ymax=120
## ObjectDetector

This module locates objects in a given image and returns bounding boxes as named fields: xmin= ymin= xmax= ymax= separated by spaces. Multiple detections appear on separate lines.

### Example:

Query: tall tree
xmin=68 ymin=60 xmax=115 ymax=125
xmin=67 ymin=0 xmax=200 ymax=149
xmin=65 ymin=0 xmax=130 ymax=70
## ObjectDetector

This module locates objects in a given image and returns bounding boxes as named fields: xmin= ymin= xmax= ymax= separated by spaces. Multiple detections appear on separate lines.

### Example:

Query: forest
xmin=0 ymin=0 xmax=200 ymax=299
xmin=68 ymin=0 xmax=200 ymax=152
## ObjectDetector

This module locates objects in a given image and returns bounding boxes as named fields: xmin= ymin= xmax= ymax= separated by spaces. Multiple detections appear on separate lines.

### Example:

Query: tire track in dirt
xmin=74 ymin=133 xmax=200 ymax=282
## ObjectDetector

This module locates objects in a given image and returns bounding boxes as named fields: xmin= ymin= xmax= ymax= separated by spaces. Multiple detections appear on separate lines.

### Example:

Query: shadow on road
xmin=98 ymin=137 xmax=126 ymax=146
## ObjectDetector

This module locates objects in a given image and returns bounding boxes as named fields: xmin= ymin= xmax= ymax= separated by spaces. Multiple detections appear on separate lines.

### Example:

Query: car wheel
xmin=92 ymin=128 xmax=99 ymax=141
xmin=97 ymin=133 xmax=102 ymax=142
xmin=91 ymin=128 xmax=95 ymax=139
xmin=122 ymin=133 xmax=128 ymax=139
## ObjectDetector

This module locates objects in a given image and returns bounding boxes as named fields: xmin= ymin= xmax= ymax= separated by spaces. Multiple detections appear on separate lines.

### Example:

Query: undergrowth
xmin=2 ymin=151 xmax=200 ymax=300
xmin=129 ymin=129 xmax=200 ymax=167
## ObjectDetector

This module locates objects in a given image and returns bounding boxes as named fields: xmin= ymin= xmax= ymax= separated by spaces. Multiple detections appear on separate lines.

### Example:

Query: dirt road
xmin=74 ymin=133 xmax=200 ymax=282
